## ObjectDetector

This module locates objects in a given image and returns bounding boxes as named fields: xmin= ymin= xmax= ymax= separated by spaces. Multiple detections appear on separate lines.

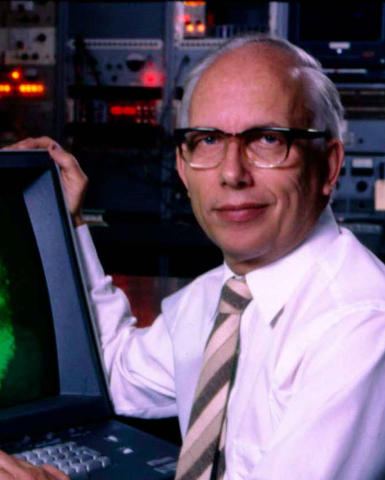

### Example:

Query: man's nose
xmin=219 ymin=138 xmax=253 ymax=188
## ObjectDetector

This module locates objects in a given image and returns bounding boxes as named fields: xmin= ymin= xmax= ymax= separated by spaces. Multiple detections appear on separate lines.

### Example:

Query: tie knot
xmin=219 ymin=276 xmax=252 ymax=314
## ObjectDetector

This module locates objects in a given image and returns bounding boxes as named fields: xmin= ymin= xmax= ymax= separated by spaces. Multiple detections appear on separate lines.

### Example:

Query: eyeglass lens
xmin=181 ymin=129 xmax=290 ymax=168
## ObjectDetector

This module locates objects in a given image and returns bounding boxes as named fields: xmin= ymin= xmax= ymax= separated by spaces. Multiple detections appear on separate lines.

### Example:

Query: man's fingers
xmin=0 ymin=449 xmax=20 ymax=468
xmin=3 ymin=136 xmax=78 ymax=170
xmin=3 ymin=136 xmax=56 ymax=151
xmin=1 ymin=136 xmax=88 ymax=220
xmin=46 ymin=141 xmax=81 ymax=170
xmin=0 ymin=452 xmax=70 ymax=480
xmin=0 ymin=450 xmax=70 ymax=479
xmin=41 ymin=464 xmax=70 ymax=480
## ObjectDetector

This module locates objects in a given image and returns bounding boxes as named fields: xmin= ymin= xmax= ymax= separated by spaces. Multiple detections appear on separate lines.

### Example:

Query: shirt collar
xmin=223 ymin=206 xmax=340 ymax=325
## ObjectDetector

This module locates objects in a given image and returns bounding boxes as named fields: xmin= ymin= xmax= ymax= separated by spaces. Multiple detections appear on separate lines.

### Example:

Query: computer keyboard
xmin=14 ymin=440 xmax=111 ymax=479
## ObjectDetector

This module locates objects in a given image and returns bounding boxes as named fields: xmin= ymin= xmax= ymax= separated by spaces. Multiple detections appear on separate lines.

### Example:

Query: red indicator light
xmin=123 ymin=106 xmax=136 ymax=115
xmin=110 ymin=105 xmax=137 ymax=116
xmin=18 ymin=83 xmax=45 ymax=95
xmin=110 ymin=106 xmax=123 ymax=115
xmin=141 ymin=70 xmax=161 ymax=87
xmin=0 ymin=84 xmax=12 ymax=93
xmin=10 ymin=70 xmax=21 ymax=81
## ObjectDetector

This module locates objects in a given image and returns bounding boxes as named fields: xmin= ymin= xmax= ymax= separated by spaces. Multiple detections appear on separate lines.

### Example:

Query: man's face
xmin=177 ymin=45 xmax=343 ymax=274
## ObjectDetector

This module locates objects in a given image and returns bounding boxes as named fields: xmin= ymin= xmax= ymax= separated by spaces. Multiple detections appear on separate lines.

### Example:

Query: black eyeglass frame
xmin=174 ymin=126 xmax=332 ymax=169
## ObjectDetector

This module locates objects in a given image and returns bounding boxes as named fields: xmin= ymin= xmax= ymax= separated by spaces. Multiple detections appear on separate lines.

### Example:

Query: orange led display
xmin=0 ymin=84 xmax=12 ymax=93
xmin=18 ymin=83 xmax=45 ymax=95
xmin=184 ymin=1 xmax=205 ymax=6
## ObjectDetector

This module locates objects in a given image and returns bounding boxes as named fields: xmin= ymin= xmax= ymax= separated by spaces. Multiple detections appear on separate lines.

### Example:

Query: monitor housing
xmin=0 ymin=150 xmax=111 ymax=445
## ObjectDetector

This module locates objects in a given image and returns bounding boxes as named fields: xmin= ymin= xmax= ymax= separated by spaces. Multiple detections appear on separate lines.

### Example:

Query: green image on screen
xmin=0 ymin=259 xmax=15 ymax=387
xmin=0 ymin=176 xmax=59 ymax=409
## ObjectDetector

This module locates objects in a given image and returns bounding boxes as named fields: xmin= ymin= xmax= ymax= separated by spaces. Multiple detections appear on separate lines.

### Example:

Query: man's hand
xmin=3 ymin=137 xmax=88 ymax=227
xmin=0 ymin=450 xmax=70 ymax=479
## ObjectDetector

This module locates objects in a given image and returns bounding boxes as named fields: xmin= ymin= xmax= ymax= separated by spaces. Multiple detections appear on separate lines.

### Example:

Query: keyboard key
xmin=61 ymin=467 xmax=88 ymax=479
xmin=77 ymin=447 xmax=100 ymax=458
xmin=71 ymin=472 xmax=88 ymax=480
xmin=99 ymin=456 xmax=111 ymax=468
xmin=77 ymin=453 xmax=93 ymax=462
xmin=83 ymin=459 xmax=104 ymax=472
xmin=55 ymin=460 xmax=72 ymax=470
xmin=24 ymin=452 xmax=39 ymax=461
xmin=73 ymin=464 xmax=88 ymax=474
xmin=29 ymin=459 xmax=45 ymax=466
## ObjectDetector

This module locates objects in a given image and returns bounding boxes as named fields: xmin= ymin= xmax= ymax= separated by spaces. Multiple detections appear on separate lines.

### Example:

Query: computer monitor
xmin=0 ymin=149 xmax=110 ymax=443
xmin=289 ymin=3 xmax=385 ymax=69
xmin=0 ymin=150 xmax=179 ymax=480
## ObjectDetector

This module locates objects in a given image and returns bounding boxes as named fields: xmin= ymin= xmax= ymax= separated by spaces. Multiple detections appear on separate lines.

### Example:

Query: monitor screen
xmin=0 ymin=173 xmax=59 ymax=409
xmin=289 ymin=3 xmax=385 ymax=70
xmin=298 ymin=5 xmax=383 ymax=42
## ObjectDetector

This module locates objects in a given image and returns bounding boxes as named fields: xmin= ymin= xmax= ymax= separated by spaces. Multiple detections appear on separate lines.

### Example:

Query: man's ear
xmin=322 ymin=139 xmax=344 ymax=196
xmin=176 ymin=148 xmax=190 ymax=196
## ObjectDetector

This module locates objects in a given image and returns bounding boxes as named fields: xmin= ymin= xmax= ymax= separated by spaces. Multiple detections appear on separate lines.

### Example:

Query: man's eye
xmin=248 ymin=131 xmax=285 ymax=149
xmin=261 ymin=134 xmax=279 ymax=144
xmin=188 ymin=133 xmax=220 ymax=150
xmin=200 ymin=135 xmax=218 ymax=146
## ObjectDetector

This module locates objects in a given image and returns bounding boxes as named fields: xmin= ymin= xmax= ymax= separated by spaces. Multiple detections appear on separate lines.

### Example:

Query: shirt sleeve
xmin=251 ymin=307 xmax=385 ymax=480
xmin=75 ymin=225 xmax=177 ymax=419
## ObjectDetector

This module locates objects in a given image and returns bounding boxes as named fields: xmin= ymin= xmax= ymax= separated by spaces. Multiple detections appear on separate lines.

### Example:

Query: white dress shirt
xmin=76 ymin=206 xmax=385 ymax=479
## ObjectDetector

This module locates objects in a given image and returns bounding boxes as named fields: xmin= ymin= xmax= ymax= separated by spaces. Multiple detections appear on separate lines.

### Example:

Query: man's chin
xmin=221 ymin=244 xmax=273 ymax=273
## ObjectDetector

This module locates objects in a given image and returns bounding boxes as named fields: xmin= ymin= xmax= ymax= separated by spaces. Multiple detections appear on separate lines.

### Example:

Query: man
xmin=2 ymin=34 xmax=385 ymax=479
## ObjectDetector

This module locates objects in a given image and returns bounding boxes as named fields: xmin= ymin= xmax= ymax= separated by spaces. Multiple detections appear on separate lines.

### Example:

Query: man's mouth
xmin=214 ymin=203 xmax=269 ymax=222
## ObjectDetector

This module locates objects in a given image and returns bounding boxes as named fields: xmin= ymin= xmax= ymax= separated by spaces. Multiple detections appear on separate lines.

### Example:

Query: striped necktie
xmin=175 ymin=276 xmax=252 ymax=480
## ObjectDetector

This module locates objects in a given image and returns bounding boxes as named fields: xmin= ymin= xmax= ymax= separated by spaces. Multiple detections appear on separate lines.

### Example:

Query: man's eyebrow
xmin=244 ymin=123 xmax=288 ymax=130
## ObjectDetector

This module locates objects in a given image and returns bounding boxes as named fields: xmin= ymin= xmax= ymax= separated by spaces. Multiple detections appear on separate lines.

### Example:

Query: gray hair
xmin=177 ymin=34 xmax=344 ymax=139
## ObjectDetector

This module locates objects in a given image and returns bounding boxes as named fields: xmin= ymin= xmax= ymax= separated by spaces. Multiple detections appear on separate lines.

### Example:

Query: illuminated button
xmin=185 ymin=22 xmax=195 ymax=33
xmin=196 ymin=21 xmax=206 ymax=33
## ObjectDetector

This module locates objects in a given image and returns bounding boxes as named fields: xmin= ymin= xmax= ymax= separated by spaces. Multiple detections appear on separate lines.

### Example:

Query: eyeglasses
xmin=174 ymin=126 xmax=331 ymax=169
